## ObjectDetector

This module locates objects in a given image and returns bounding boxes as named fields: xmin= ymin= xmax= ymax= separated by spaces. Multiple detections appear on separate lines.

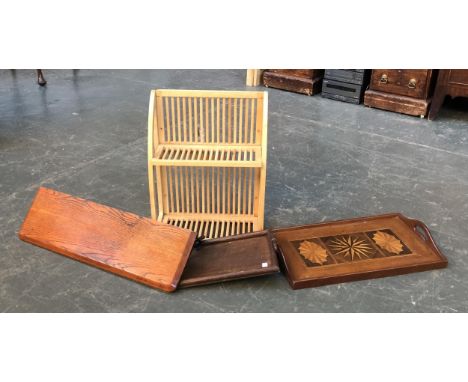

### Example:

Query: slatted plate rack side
xmin=148 ymin=89 xmax=268 ymax=239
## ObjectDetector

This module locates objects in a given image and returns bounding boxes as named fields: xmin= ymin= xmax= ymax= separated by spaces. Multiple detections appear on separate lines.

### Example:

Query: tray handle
xmin=402 ymin=216 xmax=444 ymax=258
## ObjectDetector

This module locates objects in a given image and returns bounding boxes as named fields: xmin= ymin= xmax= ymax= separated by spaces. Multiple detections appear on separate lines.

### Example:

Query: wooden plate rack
xmin=148 ymin=89 xmax=268 ymax=239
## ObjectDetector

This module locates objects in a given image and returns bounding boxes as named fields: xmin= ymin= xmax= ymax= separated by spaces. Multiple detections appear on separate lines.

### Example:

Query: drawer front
xmin=448 ymin=69 xmax=468 ymax=86
xmin=324 ymin=70 xmax=365 ymax=85
xmin=369 ymin=69 xmax=431 ymax=99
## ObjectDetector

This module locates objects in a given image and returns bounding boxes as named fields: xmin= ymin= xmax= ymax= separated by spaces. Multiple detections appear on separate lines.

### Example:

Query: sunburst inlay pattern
xmin=328 ymin=235 xmax=374 ymax=261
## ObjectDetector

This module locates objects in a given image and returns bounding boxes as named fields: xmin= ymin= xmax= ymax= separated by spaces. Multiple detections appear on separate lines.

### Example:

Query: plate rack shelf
xmin=148 ymin=89 xmax=268 ymax=239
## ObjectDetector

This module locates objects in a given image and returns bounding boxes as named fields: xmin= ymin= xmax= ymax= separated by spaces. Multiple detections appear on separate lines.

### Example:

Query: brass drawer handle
xmin=380 ymin=74 xmax=388 ymax=84
xmin=408 ymin=79 xmax=417 ymax=89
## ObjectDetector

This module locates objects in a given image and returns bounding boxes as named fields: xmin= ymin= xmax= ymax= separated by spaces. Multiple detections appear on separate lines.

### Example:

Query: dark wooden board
xmin=272 ymin=213 xmax=447 ymax=289
xmin=180 ymin=230 xmax=279 ymax=287
xmin=263 ymin=70 xmax=324 ymax=95
xmin=364 ymin=89 xmax=430 ymax=117
xmin=19 ymin=187 xmax=196 ymax=292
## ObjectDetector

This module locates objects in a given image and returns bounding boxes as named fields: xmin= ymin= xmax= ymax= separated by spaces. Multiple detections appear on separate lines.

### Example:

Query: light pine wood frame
xmin=246 ymin=70 xmax=263 ymax=86
xmin=148 ymin=89 xmax=268 ymax=239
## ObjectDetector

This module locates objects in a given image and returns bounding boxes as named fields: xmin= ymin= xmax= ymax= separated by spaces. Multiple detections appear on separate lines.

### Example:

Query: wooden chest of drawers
xmin=364 ymin=69 xmax=436 ymax=117
xmin=428 ymin=69 xmax=468 ymax=120
xmin=262 ymin=69 xmax=324 ymax=95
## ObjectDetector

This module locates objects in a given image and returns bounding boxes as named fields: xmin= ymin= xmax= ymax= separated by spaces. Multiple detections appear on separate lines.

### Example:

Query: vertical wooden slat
xmin=248 ymin=167 xmax=253 ymax=215
xmin=253 ymin=168 xmax=260 ymax=217
xmin=190 ymin=167 xmax=195 ymax=214
xmin=182 ymin=97 xmax=187 ymax=143
xmin=206 ymin=167 xmax=210 ymax=214
xmin=184 ymin=167 xmax=189 ymax=214
xmin=211 ymin=98 xmax=215 ymax=143
xmin=216 ymin=98 xmax=220 ymax=144
xmin=203 ymin=221 xmax=210 ymax=238
xmin=174 ymin=166 xmax=180 ymax=213
xmin=237 ymin=167 xmax=242 ymax=215
xmin=250 ymin=98 xmax=255 ymax=144
xmin=216 ymin=167 xmax=220 ymax=214
xmin=233 ymin=98 xmax=238 ymax=144
xmin=194 ymin=97 xmax=199 ymax=142
xmin=209 ymin=220 xmax=215 ymax=239
xmin=201 ymin=167 xmax=205 ymax=214
xmin=195 ymin=167 xmax=200 ymax=213
xmin=164 ymin=97 xmax=170 ymax=142
xmin=242 ymin=167 xmax=247 ymax=214
xmin=255 ymin=94 xmax=263 ymax=145
xmin=239 ymin=97 xmax=243 ymax=144
xmin=222 ymin=98 xmax=226 ymax=143
xmin=230 ymin=222 xmax=236 ymax=236
xmin=213 ymin=221 xmax=219 ymax=239
xmin=155 ymin=95 xmax=164 ymax=145
xmin=244 ymin=98 xmax=249 ymax=145
xmin=160 ymin=167 xmax=169 ymax=217
xmin=170 ymin=97 xmax=176 ymax=143
xmin=189 ymin=97 xmax=194 ymax=142
xmin=148 ymin=91 xmax=157 ymax=220
xmin=168 ymin=167 xmax=175 ymax=213
xmin=222 ymin=167 xmax=226 ymax=214
xmin=189 ymin=220 xmax=196 ymax=232
xmin=205 ymin=97 xmax=209 ymax=142
xmin=211 ymin=167 xmax=215 ymax=214
xmin=227 ymin=98 xmax=232 ymax=143
xmin=176 ymin=97 xmax=181 ymax=142
xmin=227 ymin=167 xmax=231 ymax=214
xmin=257 ymin=92 xmax=268 ymax=230
xmin=232 ymin=167 xmax=237 ymax=215
xmin=199 ymin=97 xmax=205 ymax=143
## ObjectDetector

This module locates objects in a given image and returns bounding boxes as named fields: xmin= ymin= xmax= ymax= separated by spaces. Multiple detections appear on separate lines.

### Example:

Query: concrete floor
xmin=1 ymin=69 xmax=467 ymax=312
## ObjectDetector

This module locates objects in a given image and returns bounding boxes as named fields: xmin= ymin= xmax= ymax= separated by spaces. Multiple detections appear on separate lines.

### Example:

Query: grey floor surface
xmin=1 ymin=69 xmax=467 ymax=312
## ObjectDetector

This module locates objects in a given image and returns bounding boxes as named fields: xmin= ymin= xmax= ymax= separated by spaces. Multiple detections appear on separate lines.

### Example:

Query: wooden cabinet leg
xmin=428 ymin=86 xmax=446 ymax=120
xmin=36 ymin=69 xmax=47 ymax=86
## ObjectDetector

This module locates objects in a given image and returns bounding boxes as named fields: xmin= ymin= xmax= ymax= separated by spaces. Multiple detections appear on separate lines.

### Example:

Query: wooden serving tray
xmin=19 ymin=187 xmax=196 ymax=292
xmin=179 ymin=230 xmax=279 ymax=288
xmin=272 ymin=213 xmax=447 ymax=289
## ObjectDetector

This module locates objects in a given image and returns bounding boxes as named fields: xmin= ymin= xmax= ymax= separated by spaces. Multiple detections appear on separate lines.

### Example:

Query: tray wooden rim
xmin=272 ymin=213 xmax=447 ymax=289
xmin=179 ymin=229 xmax=280 ymax=288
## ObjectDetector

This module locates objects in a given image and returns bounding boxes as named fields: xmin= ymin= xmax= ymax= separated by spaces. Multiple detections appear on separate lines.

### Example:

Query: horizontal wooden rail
xmin=156 ymin=89 xmax=265 ymax=99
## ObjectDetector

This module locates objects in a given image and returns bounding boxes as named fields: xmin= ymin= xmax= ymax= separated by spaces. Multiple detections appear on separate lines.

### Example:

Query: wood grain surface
xmin=263 ymin=70 xmax=324 ymax=95
xmin=179 ymin=230 xmax=279 ymax=288
xmin=273 ymin=213 xmax=447 ymax=289
xmin=364 ymin=90 xmax=430 ymax=117
xmin=19 ymin=187 xmax=196 ymax=292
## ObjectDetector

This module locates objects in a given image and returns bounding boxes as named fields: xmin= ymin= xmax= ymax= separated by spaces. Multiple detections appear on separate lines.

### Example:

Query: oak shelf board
xmin=19 ymin=187 xmax=196 ymax=292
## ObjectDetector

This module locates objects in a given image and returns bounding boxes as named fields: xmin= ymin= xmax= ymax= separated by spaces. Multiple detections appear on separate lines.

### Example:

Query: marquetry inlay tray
xmin=272 ymin=213 xmax=447 ymax=289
